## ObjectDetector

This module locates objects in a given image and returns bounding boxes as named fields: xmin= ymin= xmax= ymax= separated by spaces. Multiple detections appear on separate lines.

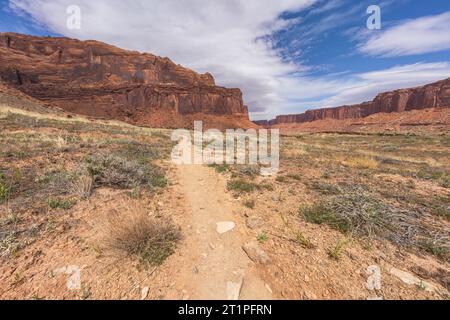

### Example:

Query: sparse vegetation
xmin=342 ymin=156 xmax=379 ymax=169
xmin=72 ymin=174 xmax=93 ymax=199
xmin=47 ymin=198 xmax=76 ymax=210
xmin=101 ymin=206 xmax=181 ymax=268
xmin=0 ymin=174 xmax=10 ymax=201
xmin=236 ymin=165 xmax=260 ymax=177
xmin=295 ymin=231 xmax=315 ymax=249
xmin=208 ymin=163 xmax=230 ymax=174
xmin=257 ymin=232 xmax=269 ymax=243
xmin=299 ymin=186 xmax=393 ymax=237
xmin=227 ymin=179 xmax=257 ymax=193
xmin=244 ymin=199 xmax=255 ymax=209
xmin=275 ymin=176 xmax=287 ymax=183
xmin=1 ymin=105 xmax=449 ymax=299
xmin=328 ymin=238 xmax=349 ymax=261
xmin=84 ymin=154 xmax=166 ymax=190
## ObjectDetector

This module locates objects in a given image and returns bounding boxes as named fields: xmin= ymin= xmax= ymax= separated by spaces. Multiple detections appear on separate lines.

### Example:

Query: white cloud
xmin=9 ymin=0 xmax=316 ymax=115
xmin=359 ymin=12 xmax=450 ymax=57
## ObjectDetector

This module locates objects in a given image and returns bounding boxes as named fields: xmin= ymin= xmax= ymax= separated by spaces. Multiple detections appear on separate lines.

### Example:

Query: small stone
xmin=141 ymin=287 xmax=149 ymax=300
xmin=227 ymin=276 xmax=244 ymax=300
xmin=242 ymin=242 xmax=272 ymax=265
xmin=304 ymin=290 xmax=317 ymax=300
xmin=216 ymin=221 xmax=236 ymax=234
xmin=209 ymin=243 xmax=216 ymax=250
xmin=246 ymin=216 xmax=263 ymax=230
xmin=304 ymin=275 xmax=310 ymax=283
xmin=265 ymin=283 xmax=273 ymax=294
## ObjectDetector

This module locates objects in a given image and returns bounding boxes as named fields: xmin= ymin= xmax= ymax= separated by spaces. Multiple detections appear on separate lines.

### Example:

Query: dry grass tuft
xmin=84 ymin=154 xmax=167 ymax=190
xmin=72 ymin=174 xmax=93 ymax=199
xmin=342 ymin=156 xmax=379 ymax=169
xmin=100 ymin=204 xmax=181 ymax=268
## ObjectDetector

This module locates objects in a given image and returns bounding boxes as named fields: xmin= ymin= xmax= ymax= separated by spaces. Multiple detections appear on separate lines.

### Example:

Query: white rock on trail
xmin=216 ymin=221 xmax=236 ymax=234
xmin=141 ymin=287 xmax=149 ymax=300
xmin=226 ymin=276 xmax=244 ymax=300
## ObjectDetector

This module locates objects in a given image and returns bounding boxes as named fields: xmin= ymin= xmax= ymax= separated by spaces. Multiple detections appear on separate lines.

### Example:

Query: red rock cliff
xmin=0 ymin=33 xmax=252 ymax=129
xmin=257 ymin=78 xmax=450 ymax=126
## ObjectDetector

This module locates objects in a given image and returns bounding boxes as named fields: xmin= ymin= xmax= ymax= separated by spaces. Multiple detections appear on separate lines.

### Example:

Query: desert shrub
xmin=84 ymin=154 xmax=166 ymax=190
xmin=310 ymin=181 xmax=341 ymax=195
xmin=227 ymin=179 xmax=257 ymax=193
xmin=328 ymin=238 xmax=350 ymax=261
xmin=72 ymin=174 xmax=93 ymax=199
xmin=257 ymin=232 xmax=269 ymax=243
xmin=439 ymin=174 xmax=450 ymax=189
xmin=299 ymin=203 xmax=355 ymax=234
xmin=343 ymin=157 xmax=379 ymax=169
xmin=420 ymin=240 xmax=448 ymax=260
xmin=417 ymin=170 xmax=450 ymax=188
xmin=244 ymin=199 xmax=255 ymax=209
xmin=47 ymin=198 xmax=76 ymax=210
xmin=295 ymin=231 xmax=315 ymax=249
xmin=208 ymin=163 xmax=230 ymax=174
xmin=102 ymin=207 xmax=181 ymax=268
xmin=287 ymin=174 xmax=302 ymax=181
xmin=38 ymin=169 xmax=74 ymax=195
xmin=275 ymin=176 xmax=287 ymax=183
xmin=299 ymin=186 xmax=449 ymax=260
xmin=0 ymin=232 xmax=19 ymax=258
xmin=236 ymin=165 xmax=260 ymax=177
xmin=0 ymin=174 xmax=10 ymax=201
xmin=117 ymin=141 xmax=162 ymax=162
xmin=300 ymin=186 xmax=393 ymax=237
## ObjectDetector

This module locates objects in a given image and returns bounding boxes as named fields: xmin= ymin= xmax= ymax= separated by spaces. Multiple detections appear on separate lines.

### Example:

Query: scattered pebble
xmin=246 ymin=216 xmax=264 ymax=230
xmin=227 ymin=277 xmax=244 ymax=300
xmin=242 ymin=242 xmax=272 ymax=265
xmin=141 ymin=287 xmax=149 ymax=300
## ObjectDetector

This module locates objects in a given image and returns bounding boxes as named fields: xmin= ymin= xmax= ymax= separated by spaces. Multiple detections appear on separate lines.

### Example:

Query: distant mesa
xmin=255 ymin=78 xmax=450 ymax=127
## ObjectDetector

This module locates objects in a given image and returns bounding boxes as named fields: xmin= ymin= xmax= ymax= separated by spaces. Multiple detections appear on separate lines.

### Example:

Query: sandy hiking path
xmin=170 ymin=164 xmax=273 ymax=300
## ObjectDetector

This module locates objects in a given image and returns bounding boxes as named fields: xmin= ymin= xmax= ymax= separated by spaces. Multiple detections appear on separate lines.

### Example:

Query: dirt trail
xmin=171 ymin=164 xmax=273 ymax=300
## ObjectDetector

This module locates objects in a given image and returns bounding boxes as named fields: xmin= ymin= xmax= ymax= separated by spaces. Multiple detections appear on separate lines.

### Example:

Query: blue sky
xmin=1 ymin=0 xmax=449 ymax=120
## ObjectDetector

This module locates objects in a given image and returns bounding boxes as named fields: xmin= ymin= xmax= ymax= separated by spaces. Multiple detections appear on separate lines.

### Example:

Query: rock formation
xmin=256 ymin=78 xmax=450 ymax=126
xmin=0 ymin=33 xmax=253 ymax=129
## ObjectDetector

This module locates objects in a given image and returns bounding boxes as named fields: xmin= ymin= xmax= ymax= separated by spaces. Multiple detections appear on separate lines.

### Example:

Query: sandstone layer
xmin=0 ymin=33 xmax=253 ymax=129
xmin=255 ymin=78 xmax=450 ymax=126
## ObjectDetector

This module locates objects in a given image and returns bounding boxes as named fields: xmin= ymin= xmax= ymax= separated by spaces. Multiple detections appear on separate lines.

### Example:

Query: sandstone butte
xmin=0 ymin=32 xmax=255 ymax=129
xmin=255 ymin=78 xmax=450 ymax=127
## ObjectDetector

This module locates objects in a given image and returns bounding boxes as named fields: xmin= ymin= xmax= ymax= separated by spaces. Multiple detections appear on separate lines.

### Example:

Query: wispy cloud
xmin=359 ymin=11 xmax=450 ymax=56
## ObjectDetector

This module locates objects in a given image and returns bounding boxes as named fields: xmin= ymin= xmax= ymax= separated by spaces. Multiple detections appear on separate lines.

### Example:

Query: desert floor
xmin=0 ymin=106 xmax=449 ymax=300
